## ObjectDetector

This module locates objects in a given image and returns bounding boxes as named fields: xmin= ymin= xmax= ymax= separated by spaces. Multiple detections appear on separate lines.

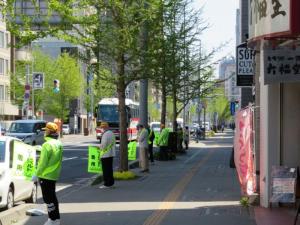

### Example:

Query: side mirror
xmin=36 ymin=129 xmax=41 ymax=134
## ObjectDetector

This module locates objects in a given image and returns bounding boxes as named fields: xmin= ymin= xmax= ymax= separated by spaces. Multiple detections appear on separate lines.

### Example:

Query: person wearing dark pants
xmin=147 ymin=126 xmax=155 ymax=164
xmin=101 ymin=157 xmax=114 ymax=186
xmin=33 ymin=122 xmax=63 ymax=225
xmin=99 ymin=122 xmax=116 ymax=189
xmin=39 ymin=179 xmax=60 ymax=221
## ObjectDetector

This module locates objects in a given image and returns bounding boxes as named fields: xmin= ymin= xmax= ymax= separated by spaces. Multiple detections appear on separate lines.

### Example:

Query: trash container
xmin=84 ymin=128 xmax=89 ymax=136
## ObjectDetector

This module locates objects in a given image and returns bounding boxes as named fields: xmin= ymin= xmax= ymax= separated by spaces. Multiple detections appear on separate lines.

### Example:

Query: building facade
xmin=0 ymin=16 xmax=19 ymax=129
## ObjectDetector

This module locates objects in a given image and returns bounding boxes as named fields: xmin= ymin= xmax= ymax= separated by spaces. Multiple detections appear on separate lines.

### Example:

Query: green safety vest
xmin=158 ymin=128 xmax=169 ymax=146
xmin=36 ymin=137 xmax=63 ymax=181
xmin=99 ymin=138 xmax=115 ymax=157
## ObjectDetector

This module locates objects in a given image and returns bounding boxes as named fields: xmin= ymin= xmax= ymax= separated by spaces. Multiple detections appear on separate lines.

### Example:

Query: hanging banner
xmin=88 ymin=146 xmax=102 ymax=173
xmin=128 ymin=141 xmax=137 ymax=161
xmin=234 ymin=107 xmax=256 ymax=195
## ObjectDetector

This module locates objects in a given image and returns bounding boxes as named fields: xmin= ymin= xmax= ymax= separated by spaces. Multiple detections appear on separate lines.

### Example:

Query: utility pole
xmin=197 ymin=41 xmax=202 ymax=126
xmin=139 ymin=2 xmax=149 ymax=127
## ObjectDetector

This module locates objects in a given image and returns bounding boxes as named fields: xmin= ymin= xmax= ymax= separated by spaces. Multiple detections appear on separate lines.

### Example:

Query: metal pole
xmin=139 ymin=79 xmax=148 ymax=127
xmin=203 ymin=106 xmax=206 ymax=140
xmin=25 ymin=64 xmax=30 ymax=120
xmin=31 ymin=44 xmax=34 ymax=119
xmin=139 ymin=2 xmax=149 ymax=128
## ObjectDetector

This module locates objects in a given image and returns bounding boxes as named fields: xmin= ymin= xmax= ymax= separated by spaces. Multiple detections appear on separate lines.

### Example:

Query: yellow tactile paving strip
xmin=143 ymin=150 xmax=214 ymax=225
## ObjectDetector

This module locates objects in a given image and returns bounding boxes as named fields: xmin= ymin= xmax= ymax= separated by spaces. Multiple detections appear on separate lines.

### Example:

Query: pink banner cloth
xmin=234 ymin=107 xmax=256 ymax=195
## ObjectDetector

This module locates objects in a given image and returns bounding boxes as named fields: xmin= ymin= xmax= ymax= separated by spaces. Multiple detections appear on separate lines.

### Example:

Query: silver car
xmin=6 ymin=120 xmax=46 ymax=146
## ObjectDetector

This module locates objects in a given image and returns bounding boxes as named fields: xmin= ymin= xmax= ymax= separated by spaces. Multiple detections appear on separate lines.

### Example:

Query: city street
xmin=10 ymin=130 xmax=256 ymax=225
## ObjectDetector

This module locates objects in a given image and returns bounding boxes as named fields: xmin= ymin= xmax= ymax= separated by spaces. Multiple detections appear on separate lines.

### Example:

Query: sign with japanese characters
xmin=270 ymin=166 xmax=297 ymax=203
xmin=263 ymin=48 xmax=300 ymax=84
xmin=249 ymin=0 xmax=300 ymax=40
xmin=236 ymin=43 xmax=255 ymax=86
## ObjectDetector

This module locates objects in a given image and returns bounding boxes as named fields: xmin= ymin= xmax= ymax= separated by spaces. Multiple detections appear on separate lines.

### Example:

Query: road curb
xmin=0 ymin=204 xmax=35 ymax=225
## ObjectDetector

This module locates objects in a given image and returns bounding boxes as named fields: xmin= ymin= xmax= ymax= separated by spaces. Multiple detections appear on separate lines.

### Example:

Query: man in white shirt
xmin=137 ymin=124 xmax=149 ymax=173
xmin=99 ymin=122 xmax=116 ymax=189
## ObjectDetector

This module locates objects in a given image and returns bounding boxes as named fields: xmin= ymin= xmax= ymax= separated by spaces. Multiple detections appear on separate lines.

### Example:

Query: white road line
xmin=62 ymin=157 xmax=78 ymax=161
xmin=184 ymin=150 xmax=202 ymax=164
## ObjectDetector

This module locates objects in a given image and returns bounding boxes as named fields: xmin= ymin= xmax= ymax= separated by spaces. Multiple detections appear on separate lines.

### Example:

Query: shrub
xmin=113 ymin=171 xmax=137 ymax=180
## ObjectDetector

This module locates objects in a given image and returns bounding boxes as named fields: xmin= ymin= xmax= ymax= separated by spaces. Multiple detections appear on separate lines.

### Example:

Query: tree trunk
xmin=117 ymin=54 xmax=128 ymax=172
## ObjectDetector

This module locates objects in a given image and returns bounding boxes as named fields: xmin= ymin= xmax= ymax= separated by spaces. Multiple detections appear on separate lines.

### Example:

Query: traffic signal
xmin=235 ymin=100 xmax=239 ymax=110
xmin=53 ymin=79 xmax=60 ymax=93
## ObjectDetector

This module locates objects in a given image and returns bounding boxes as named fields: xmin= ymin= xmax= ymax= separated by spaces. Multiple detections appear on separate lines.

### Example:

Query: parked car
xmin=6 ymin=120 xmax=46 ymax=146
xmin=0 ymin=128 xmax=6 ymax=136
xmin=0 ymin=136 xmax=37 ymax=209
xmin=62 ymin=124 xmax=70 ymax=135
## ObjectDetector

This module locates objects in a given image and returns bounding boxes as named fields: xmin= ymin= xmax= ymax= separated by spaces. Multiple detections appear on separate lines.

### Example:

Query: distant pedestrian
xmin=157 ymin=124 xmax=169 ymax=160
xmin=99 ymin=122 xmax=116 ymax=189
xmin=221 ymin=124 xmax=225 ymax=132
xmin=177 ymin=127 xmax=184 ymax=151
xmin=34 ymin=122 xmax=63 ymax=225
xmin=137 ymin=124 xmax=149 ymax=172
xmin=147 ymin=125 xmax=155 ymax=165
xmin=183 ymin=126 xmax=189 ymax=150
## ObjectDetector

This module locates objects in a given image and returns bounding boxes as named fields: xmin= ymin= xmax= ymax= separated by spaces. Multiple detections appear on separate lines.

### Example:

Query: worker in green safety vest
xmin=157 ymin=124 xmax=169 ymax=160
xmin=35 ymin=122 xmax=63 ymax=225
xmin=147 ymin=125 xmax=155 ymax=164
xmin=99 ymin=121 xmax=116 ymax=189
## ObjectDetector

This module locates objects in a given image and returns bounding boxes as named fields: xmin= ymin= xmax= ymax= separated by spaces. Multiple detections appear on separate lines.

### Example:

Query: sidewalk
xmin=10 ymin=130 xmax=256 ymax=225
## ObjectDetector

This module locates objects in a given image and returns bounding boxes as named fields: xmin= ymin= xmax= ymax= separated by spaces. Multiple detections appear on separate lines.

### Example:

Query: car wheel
xmin=6 ymin=187 xmax=14 ymax=209
xmin=25 ymin=183 xmax=37 ymax=204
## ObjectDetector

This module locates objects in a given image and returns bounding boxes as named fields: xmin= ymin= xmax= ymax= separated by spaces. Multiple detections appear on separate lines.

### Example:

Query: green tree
xmin=207 ymin=89 xmax=231 ymax=128
xmin=44 ymin=53 xmax=83 ymax=123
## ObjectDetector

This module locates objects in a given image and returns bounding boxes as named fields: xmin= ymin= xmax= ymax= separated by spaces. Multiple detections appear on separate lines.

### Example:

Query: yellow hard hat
xmin=100 ymin=122 xmax=109 ymax=128
xmin=42 ymin=122 xmax=58 ymax=133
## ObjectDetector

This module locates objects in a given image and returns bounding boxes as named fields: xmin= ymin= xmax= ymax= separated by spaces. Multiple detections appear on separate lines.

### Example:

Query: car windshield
xmin=0 ymin=141 xmax=5 ymax=162
xmin=9 ymin=123 xmax=34 ymax=133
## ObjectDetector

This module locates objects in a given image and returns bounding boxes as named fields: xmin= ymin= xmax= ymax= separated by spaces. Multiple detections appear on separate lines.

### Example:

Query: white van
xmin=0 ymin=136 xmax=37 ymax=209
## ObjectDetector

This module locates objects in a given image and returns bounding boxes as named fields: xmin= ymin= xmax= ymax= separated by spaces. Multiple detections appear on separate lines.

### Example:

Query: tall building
xmin=218 ymin=57 xmax=241 ymax=102
xmin=0 ymin=16 xmax=19 ymax=129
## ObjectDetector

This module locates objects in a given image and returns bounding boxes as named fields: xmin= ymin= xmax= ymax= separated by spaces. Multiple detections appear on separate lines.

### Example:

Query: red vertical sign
xmin=234 ymin=107 xmax=256 ymax=195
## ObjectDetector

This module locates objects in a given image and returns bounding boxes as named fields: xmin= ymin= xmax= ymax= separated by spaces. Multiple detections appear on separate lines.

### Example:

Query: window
xmin=0 ymin=58 xmax=4 ymax=75
xmin=5 ymin=59 xmax=9 ymax=75
xmin=0 ymin=141 xmax=5 ymax=163
xmin=0 ymin=32 xmax=4 ymax=48
xmin=5 ymin=33 xmax=9 ymax=48
xmin=0 ymin=85 xmax=4 ymax=100
xmin=5 ymin=85 xmax=9 ymax=100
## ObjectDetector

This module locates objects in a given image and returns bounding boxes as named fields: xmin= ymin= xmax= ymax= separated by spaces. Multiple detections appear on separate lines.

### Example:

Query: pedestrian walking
xmin=147 ymin=125 xmax=155 ymax=165
xmin=34 ymin=122 xmax=63 ymax=225
xmin=177 ymin=127 xmax=184 ymax=151
xmin=183 ymin=126 xmax=189 ymax=150
xmin=157 ymin=124 xmax=169 ymax=160
xmin=99 ymin=122 xmax=116 ymax=189
xmin=137 ymin=124 xmax=149 ymax=172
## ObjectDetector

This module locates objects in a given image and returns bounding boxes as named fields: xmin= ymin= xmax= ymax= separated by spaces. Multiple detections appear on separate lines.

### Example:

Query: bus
xmin=95 ymin=98 xmax=139 ymax=142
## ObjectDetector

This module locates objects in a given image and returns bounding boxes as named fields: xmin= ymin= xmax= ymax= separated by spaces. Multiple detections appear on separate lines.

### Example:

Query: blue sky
xmin=194 ymin=0 xmax=239 ymax=62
